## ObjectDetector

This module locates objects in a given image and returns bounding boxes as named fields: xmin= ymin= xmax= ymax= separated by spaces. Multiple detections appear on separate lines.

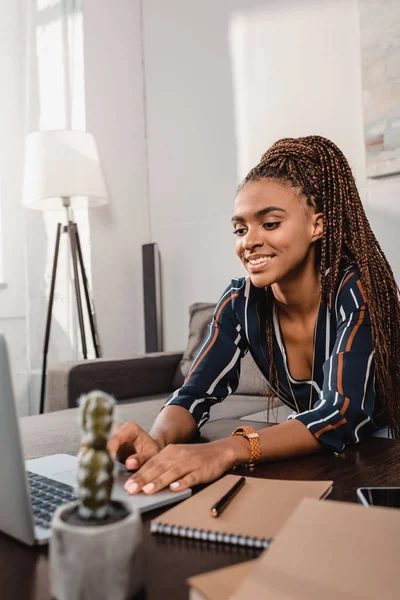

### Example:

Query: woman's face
xmin=233 ymin=178 xmax=323 ymax=289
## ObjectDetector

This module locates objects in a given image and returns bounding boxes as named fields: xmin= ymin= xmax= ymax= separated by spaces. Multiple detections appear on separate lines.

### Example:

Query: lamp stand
xmin=39 ymin=198 xmax=101 ymax=414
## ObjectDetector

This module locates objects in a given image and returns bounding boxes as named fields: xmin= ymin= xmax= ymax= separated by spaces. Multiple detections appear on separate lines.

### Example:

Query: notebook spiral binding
xmin=150 ymin=522 xmax=269 ymax=549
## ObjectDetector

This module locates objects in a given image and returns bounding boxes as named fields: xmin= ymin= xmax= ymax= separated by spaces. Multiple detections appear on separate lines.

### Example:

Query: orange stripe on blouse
xmin=345 ymin=307 xmax=365 ymax=352
xmin=184 ymin=293 xmax=239 ymax=384
xmin=340 ymin=271 xmax=355 ymax=290
xmin=356 ymin=279 xmax=367 ymax=303
xmin=337 ymin=352 xmax=344 ymax=395
xmin=336 ymin=309 xmax=365 ymax=396
xmin=314 ymin=417 xmax=347 ymax=439
xmin=340 ymin=396 xmax=350 ymax=415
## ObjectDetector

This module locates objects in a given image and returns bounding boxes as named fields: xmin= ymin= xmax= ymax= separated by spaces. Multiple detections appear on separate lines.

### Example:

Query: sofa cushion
xmin=236 ymin=352 xmax=269 ymax=396
xmin=172 ymin=302 xmax=269 ymax=396
xmin=172 ymin=302 xmax=216 ymax=389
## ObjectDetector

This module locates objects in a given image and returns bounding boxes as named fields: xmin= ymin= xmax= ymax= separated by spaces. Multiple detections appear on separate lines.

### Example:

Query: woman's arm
xmin=123 ymin=417 xmax=322 ymax=495
xmin=153 ymin=407 xmax=323 ymax=462
xmin=149 ymin=405 xmax=197 ymax=448
xmin=247 ymin=418 xmax=321 ymax=463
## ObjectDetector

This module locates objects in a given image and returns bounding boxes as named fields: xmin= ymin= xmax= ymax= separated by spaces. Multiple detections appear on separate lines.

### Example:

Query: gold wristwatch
xmin=231 ymin=426 xmax=261 ymax=468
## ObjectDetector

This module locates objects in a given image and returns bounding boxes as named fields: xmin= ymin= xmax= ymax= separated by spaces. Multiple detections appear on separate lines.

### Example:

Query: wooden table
xmin=2 ymin=418 xmax=400 ymax=599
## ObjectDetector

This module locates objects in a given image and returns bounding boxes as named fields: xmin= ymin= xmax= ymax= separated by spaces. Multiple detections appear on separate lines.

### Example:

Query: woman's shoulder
xmin=334 ymin=265 xmax=367 ymax=317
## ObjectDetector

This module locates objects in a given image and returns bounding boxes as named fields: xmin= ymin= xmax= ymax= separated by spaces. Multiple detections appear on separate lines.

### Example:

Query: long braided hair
xmin=241 ymin=135 xmax=400 ymax=436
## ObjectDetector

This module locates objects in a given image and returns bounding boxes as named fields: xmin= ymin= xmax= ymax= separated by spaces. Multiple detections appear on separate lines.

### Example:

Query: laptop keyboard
xmin=28 ymin=471 xmax=78 ymax=530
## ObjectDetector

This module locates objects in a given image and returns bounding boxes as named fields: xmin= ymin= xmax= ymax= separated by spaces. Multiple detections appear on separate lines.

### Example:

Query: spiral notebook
xmin=151 ymin=474 xmax=333 ymax=549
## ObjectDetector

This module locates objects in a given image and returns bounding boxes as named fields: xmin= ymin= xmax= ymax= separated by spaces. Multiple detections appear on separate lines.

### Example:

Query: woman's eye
xmin=233 ymin=228 xmax=247 ymax=236
xmin=263 ymin=222 xmax=280 ymax=230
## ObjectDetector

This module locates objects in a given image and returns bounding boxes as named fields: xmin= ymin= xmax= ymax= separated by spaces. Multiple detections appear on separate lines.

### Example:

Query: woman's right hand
xmin=107 ymin=421 xmax=162 ymax=470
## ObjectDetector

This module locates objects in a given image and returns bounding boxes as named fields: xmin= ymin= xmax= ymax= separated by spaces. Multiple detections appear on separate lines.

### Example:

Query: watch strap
xmin=231 ymin=426 xmax=261 ymax=467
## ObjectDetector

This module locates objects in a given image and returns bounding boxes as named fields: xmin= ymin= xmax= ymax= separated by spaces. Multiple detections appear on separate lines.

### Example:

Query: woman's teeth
xmin=247 ymin=256 xmax=272 ymax=265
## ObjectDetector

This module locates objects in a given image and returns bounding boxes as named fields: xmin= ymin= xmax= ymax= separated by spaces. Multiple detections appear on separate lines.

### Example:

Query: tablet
xmin=356 ymin=487 xmax=400 ymax=508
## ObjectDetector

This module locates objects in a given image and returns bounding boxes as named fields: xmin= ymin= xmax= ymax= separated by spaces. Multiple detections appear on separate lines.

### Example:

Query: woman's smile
xmin=245 ymin=254 xmax=276 ymax=273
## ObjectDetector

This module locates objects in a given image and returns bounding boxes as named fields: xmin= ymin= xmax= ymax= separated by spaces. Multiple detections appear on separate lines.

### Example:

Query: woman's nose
xmin=241 ymin=231 xmax=263 ymax=250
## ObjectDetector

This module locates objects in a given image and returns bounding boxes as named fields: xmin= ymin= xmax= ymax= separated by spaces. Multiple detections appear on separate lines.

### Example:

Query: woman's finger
xmin=141 ymin=468 xmax=201 ymax=495
xmin=125 ymin=445 xmax=173 ymax=478
xmin=128 ymin=464 xmax=192 ymax=495
xmin=125 ymin=448 xmax=158 ymax=470
xmin=107 ymin=421 xmax=142 ymax=457
xmin=124 ymin=458 xmax=185 ymax=494
xmin=169 ymin=471 xmax=200 ymax=491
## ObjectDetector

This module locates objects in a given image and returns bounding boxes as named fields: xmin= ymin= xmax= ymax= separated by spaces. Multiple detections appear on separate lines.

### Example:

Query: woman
xmin=110 ymin=135 xmax=400 ymax=496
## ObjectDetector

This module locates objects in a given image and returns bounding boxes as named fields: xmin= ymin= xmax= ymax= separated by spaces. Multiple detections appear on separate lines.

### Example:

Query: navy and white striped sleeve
xmin=163 ymin=281 xmax=248 ymax=429
xmin=294 ymin=271 xmax=375 ymax=453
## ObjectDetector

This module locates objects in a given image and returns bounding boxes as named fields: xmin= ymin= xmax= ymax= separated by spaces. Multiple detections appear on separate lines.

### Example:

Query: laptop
xmin=0 ymin=334 xmax=191 ymax=545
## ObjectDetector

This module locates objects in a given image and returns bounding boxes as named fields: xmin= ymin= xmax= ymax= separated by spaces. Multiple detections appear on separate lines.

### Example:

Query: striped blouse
xmin=165 ymin=267 xmax=381 ymax=453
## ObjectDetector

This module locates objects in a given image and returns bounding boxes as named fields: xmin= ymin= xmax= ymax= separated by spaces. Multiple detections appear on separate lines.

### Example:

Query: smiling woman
xmin=108 ymin=135 xmax=400 ymax=497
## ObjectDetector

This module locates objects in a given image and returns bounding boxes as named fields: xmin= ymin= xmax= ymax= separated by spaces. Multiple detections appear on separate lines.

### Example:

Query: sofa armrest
xmin=46 ymin=351 xmax=183 ymax=412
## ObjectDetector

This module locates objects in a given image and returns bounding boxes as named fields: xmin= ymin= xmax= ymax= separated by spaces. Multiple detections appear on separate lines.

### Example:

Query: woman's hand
xmin=107 ymin=421 xmax=162 ymax=469
xmin=123 ymin=438 xmax=247 ymax=495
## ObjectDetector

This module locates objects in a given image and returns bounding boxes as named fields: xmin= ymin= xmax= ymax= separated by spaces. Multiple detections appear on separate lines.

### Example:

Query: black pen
xmin=210 ymin=476 xmax=246 ymax=517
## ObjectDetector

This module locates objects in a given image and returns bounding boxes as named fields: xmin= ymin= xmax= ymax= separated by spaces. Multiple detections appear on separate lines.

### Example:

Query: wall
xmin=0 ymin=0 xmax=29 ymax=414
xmin=143 ymin=0 xmax=372 ymax=352
xmin=357 ymin=0 xmax=400 ymax=284
xmin=83 ymin=0 xmax=150 ymax=358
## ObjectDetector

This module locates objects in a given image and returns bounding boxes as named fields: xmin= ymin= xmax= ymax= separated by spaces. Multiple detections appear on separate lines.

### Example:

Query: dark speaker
xmin=142 ymin=243 xmax=163 ymax=352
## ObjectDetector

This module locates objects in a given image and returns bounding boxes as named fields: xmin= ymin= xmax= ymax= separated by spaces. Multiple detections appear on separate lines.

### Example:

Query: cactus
xmin=77 ymin=391 xmax=115 ymax=520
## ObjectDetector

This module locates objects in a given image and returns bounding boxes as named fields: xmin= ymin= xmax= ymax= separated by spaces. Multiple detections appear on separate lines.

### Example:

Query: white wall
xmin=357 ymin=0 xmax=400 ymax=284
xmin=143 ymin=0 xmax=375 ymax=352
xmin=0 ymin=0 xmax=29 ymax=414
xmin=364 ymin=177 xmax=400 ymax=284
xmin=83 ymin=0 xmax=150 ymax=358
xmin=143 ymin=0 xmax=244 ymax=352
xmin=229 ymin=0 xmax=366 ymax=182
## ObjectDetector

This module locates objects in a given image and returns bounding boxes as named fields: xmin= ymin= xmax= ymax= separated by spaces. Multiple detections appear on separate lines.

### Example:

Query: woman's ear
xmin=312 ymin=212 xmax=323 ymax=242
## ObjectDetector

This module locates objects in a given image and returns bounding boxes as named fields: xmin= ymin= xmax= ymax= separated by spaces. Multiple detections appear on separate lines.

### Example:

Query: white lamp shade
xmin=23 ymin=130 xmax=109 ymax=209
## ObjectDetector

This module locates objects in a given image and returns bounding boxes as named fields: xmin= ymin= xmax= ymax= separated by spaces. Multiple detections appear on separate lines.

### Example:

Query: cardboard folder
xmin=232 ymin=497 xmax=400 ymax=599
xmin=189 ymin=497 xmax=400 ymax=600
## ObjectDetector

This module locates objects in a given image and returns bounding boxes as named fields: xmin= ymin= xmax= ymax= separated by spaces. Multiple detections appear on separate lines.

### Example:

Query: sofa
xmin=20 ymin=303 xmax=291 ymax=460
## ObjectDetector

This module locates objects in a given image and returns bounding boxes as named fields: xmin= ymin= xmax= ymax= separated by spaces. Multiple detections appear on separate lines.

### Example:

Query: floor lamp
xmin=23 ymin=130 xmax=109 ymax=414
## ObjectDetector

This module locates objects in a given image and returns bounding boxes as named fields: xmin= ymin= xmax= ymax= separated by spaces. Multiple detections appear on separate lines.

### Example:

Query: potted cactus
xmin=50 ymin=391 xmax=143 ymax=600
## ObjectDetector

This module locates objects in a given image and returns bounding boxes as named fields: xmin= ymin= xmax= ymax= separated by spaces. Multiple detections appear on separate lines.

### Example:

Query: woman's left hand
xmin=123 ymin=438 xmax=244 ymax=495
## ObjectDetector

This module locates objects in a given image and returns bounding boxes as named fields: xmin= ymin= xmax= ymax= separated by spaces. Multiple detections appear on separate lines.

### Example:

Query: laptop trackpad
xmin=26 ymin=454 xmax=192 ymax=513
xmin=26 ymin=454 xmax=78 ymax=483
xmin=25 ymin=454 xmax=124 ymax=487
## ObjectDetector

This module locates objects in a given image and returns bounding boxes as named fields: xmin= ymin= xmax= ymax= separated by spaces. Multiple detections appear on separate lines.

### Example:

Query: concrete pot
xmin=50 ymin=500 xmax=143 ymax=600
